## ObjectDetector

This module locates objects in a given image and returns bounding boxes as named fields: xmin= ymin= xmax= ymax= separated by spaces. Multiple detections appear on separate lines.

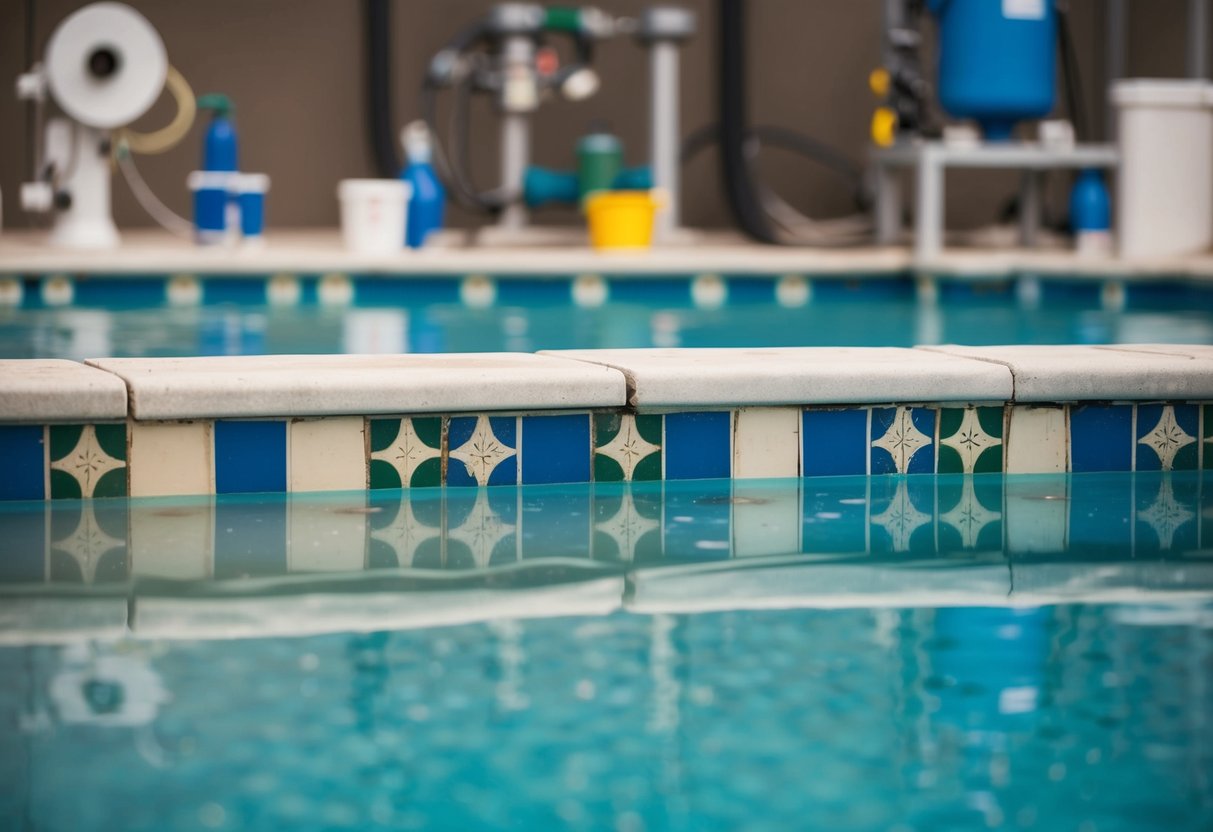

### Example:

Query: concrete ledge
xmin=923 ymin=344 xmax=1213 ymax=402
xmin=544 ymin=347 xmax=1014 ymax=407
xmin=0 ymin=359 xmax=128 ymax=422
xmin=86 ymin=353 xmax=628 ymax=420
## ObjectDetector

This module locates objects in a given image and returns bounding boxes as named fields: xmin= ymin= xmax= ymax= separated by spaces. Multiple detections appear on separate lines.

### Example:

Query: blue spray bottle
xmin=400 ymin=121 xmax=445 ymax=248
xmin=1069 ymin=168 xmax=1111 ymax=256
xmin=197 ymin=94 xmax=239 ymax=171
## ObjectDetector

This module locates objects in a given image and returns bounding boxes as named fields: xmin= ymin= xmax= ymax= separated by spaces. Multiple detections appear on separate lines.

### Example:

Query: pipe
xmin=365 ymin=0 xmax=400 ymax=177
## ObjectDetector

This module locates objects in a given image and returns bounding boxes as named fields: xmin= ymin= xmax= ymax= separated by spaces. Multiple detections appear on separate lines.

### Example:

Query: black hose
xmin=682 ymin=123 xmax=864 ymax=185
xmin=717 ymin=0 xmax=779 ymax=243
xmin=365 ymin=0 xmax=400 ymax=177
xmin=1056 ymin=2 xmax=1088 ymax=142
xmin=25 ymin=0 xmax=36 ymax=185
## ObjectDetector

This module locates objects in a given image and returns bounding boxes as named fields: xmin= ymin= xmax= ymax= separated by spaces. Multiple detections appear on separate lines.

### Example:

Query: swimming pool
xmin=2 ymin=473 xmax=1211 ymax=830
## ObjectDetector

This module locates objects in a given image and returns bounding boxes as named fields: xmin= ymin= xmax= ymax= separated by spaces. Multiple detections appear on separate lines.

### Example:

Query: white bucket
xmin=337 ymin=179 xmax=410 ymax=255
xmin=1112 ymin=79 xmax=1213 ymax=259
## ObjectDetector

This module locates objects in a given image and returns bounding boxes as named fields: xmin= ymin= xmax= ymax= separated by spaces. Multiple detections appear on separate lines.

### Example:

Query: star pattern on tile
xmin=870 ymin=479 xmax=931 ymax=552
xmin=53 ymin=504 xmax=124 ymax=583
xmin=447 ymin=491 xmax=516 ymax=567
xmin=371 ymin=419 xmax=442 ymax=486
xmin=872 ymin=407 xmax=932 ymax=474
xmin=370 ymin=501 xmax=442 ymax=568
xmin=1137 ymin=405 xmax=1196 ymax=471
xmin=449 ymin=416 xmax=515 ymax=487
xmin=939 ymin=478 xmax=1001 ymax=549
xmin=1137 ymin=476 xmax=1195 ymax=550
xmin=596 ymin=415 xmax=661 ymax=482
xmin=940 ymin=409 xmax=1001 ymax=475
xmin=594 ymin=490 xmax=660 ymax=561
xmin=49 ymin=425 xmax=125 ymax=499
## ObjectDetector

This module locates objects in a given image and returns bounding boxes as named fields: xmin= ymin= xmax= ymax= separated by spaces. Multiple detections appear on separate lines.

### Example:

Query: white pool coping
xmin=2 ymin=344 xmax=1212 ymax=422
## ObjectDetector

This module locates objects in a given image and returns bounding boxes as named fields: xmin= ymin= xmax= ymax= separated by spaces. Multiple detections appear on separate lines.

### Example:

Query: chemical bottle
xmin=197 ymin=94 xmax=239 ymax=172
xmin=1069 ymin=169 xmax=1111 ymax=256
xmin=400 ymin=121 xmax=445 ymax=248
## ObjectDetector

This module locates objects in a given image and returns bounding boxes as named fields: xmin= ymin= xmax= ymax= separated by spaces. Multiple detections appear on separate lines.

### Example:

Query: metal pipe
xmin=1105 ymin=0 xmax=1127 ymax=141
xmin=497 ymin=33 xmax=534 ymax=231
xmin=1189 ymin=0 xmax=1209 ymax=79
xmin=650 ymin=40 xmax=680 ymax=237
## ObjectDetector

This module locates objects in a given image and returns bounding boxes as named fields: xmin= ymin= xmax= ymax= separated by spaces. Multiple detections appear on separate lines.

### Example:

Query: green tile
xmin=593 ymin=413 xmax=661 ymax=482
xmin=369 ymin=417 xmax=443 ymax=490
xmin=938 ymin=406 xmax=1004 ymax=475
xmin=49 ymin=423 xmax=127 ymax=499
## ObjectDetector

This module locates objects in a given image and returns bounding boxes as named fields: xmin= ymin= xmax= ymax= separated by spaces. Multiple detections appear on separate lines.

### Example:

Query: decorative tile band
xmin=4 ymin=271 xmax=1213 ymax=311
xmin=4 ymin=474 xmax=1208 ymax=591
xmin=2 ymin=403 xmax=1210 ymax=500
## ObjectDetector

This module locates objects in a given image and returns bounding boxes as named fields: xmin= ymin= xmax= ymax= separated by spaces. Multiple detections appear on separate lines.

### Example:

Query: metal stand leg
xmin=914 ymin=148 xmax=944 ymax=261
xmin=1018 ymin=170 xmax=1044 ymax=248
xmin=875 ymin=163 xmax=902 ymax=245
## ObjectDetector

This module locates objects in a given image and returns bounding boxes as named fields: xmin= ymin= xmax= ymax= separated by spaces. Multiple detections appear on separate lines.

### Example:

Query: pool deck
xmin=4 ymin=228 xmax=1213 ymax=279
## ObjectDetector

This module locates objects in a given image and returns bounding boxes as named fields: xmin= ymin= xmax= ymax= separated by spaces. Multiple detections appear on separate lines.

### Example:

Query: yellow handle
xmin=870 ymin=106 xmax=897 ymax=148
xmin=868 ymin=68 xmax=891 ymax=98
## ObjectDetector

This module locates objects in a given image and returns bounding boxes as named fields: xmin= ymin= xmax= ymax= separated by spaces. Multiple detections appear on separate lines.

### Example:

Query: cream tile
xmin=1005 ymin=406 xmax=1067 ymax=474
xmin=129 ymin=421 xmax=212 ymax=497
xmin=733 ymin=407 xmax=800 ymax=479
xmin=288 ymin=417 xmax=367 ymax=492
xmin=1004 ymin=478 xmax=1068 ymax=554
xmin=288 ymin=497 xmax=367 ymax=572
xmin=732 ymin=482 xmax=801 ymax=558
xmin=129 ymin=499 xmax=214 ymax=579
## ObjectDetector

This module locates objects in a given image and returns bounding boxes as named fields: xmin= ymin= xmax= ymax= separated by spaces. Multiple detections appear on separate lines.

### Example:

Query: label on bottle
xmin=1003 ymin=0 xmax=1045 ymax=20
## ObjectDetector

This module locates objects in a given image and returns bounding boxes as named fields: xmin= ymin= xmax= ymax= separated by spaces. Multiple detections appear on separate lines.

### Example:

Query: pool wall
xmin=1 ymin=345 xmax=1211 ymax=501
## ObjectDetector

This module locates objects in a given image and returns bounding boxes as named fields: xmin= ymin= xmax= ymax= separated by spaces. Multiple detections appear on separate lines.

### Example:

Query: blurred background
xmin=0 ymin=0 xmax=1202 ymax=231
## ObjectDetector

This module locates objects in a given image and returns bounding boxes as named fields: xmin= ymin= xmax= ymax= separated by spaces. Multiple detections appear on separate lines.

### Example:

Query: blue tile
xmin=352 ymin=276 xmax=461 ymax=307
xmin=0 ymin=503 xmax=46 ymax=581
xmin=725 ymin=276 xmax=777 ymax=304
xmin=73 ymin=276 xmax=167 ymax=308
xmin=496 ymin=278 xmax=575 ymax=307
xmin=608 ymin=277 xmax=691 ymax=306
xmin=202 ymin=276 xmax=268 ymax=305
xmin=663 ymin=480 xmax=731 ymax=560
xmin=1038 ymin=279 xmax=1101 ymax=306
xmin=803 ymin=408 xmax=868 ymax=477
xmin=870 ymin=407 xmax=936 ymax=475
xmin=447 ymin=416 xmax=517 ymax=487
xmin=214 ymin=421 xmax=286 ymax=494
xmin=802 ymin=476 xmax=868 ymax=552
xmin=520 ymin=488 xmax=591 ymax=559
xmin=811 ymin=275 xmax=913 ymax=300
xmin=521 ymin=414 xmax=590 ymax=485
xmin=664 ymin=411 xmax=731 ymax=480
xmin=1068 ymin=473 xmax=1132 ymax=555
xmin=214 ymin=498 xmax=287 ymax=578
xmin=1070 ymin=405 xmax=1133 ymax=473
xmin=1135 ymin=404 xmax=1200 ymax=471
xmin=0 ymin=425 xmax=45 ymax=501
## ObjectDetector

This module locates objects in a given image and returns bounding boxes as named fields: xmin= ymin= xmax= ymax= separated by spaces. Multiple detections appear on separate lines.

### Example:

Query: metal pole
xmin=1105 ymin=0 xmax=1126 ymax=141
xmin=650 ymin=40 xmax=680 ymax=237
xmin=1189 ymin=0 xmax=1209 ymax=79
xmin=498 ymin=34 xmax=534 ymax=232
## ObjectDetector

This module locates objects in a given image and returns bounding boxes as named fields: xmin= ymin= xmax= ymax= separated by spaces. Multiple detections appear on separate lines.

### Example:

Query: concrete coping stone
xmin=0 ymin=359 xmax=128 ymax=422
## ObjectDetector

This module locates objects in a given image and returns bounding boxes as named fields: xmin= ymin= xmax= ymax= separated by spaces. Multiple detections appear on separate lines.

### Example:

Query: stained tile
xmin=521 ymin=414 xmax=591 ymax=485
xmin=447 ymin=415 xmax=517 ymax=487
xmin=445 ymin=489 xmax=517 ymax=567
xmin=593 ymin=413 xmax=661 ymax=482
xmin=664 ymin=411 xmax=731 ymax=480
xmin=1069 ymin=404 xmax=1133 ymax=473
xmin=49 ymin=500 xmax=128 ymax=583
xmin=869 ymin=477 xmax=935 ymax=554
xmin=288 ymin=417 xmax=366 ymax=492
xmin=1005 ymin=406 xmax=1067 ymax=474
xmin=1135 ymin=473 xmax=1198 ymax=553
xmin=213 ymin=498 xmax=287 ymax=579
xmin=1135 ymin=404 xmax=1198 ymax=472
xmin=49 ymin=424 xmax=127 ymax=499
xmin=802 ymin=476 xmax=868 ymax=553
xmin=215 ymin=420 xmax=287 ymax=494
xmin=0 ymin=425 xmax=45 ymax=501
xmin=129 ymin=500 xmax=214 ymax=580
xmin=129 ymin=421 xmax=212 ymax=498
xmin=870 ymin=406 xmax=936 ymax=475
xmin=937 ymin=407 xmax=1003 ymax=475
xmin=733 ymin=408 xmax=799 ymax=479
xmin=936 ymin=476 xmax=1003 ymax=553
xmin=802 ymin=408 xmax=868 ymax=478
xmin=733 ymin=481 xmax=801 ymax=557
xmin=592 ymin=483 xmax=662 ymax=563
xmin=369 ymin=417 xmax=443 ymax=489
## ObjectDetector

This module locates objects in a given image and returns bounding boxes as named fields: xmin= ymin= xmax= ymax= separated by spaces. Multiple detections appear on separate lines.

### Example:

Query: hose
xmin=116 ymin=66 xmax=196 ymax=155
xmin=1056 ymin=1 xmax=1088 ymax=142
xmin=365 ymin=0 xmax=400 ymax=177
xmin=114 ymin=146 xmax=193 ymax=238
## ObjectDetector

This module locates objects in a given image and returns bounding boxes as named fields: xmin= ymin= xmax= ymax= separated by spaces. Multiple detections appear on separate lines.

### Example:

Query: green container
xmin=577 ymin=132 xmax=624 ymax=203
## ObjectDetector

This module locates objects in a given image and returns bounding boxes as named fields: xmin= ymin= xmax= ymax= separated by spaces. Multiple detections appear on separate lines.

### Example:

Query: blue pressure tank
xmin=927 ymin=0 xmax=1057 ymax=141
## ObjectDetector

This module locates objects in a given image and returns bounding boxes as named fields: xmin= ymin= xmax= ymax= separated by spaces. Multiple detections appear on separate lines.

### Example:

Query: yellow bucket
xmin=585 ymin=190 xmax=664 ymax=251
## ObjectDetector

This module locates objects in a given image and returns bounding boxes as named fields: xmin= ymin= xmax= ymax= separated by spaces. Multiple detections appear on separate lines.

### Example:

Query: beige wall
xmin=0 ymin=1 xmax=1203 ymax=233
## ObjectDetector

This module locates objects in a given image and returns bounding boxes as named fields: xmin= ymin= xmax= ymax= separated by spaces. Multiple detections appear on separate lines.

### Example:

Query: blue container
xmin=188 ymin=171 xmax=232 ymax=244
xmin=198 ymin=94 xmax=239 ymax=172
xmin=928 ymin=0 xmax=1057 ymax=140
xmin=233 ymin=173 xmax=270 ymax=240
xmin=1069 ymin=169 xmax=1110 ymax=232
xmin=400 ymin=122 xmax=446 ymax=249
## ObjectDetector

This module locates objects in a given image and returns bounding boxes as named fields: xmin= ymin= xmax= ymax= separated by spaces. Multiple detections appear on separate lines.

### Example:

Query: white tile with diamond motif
xmin=50 ymin=424 xmax=125 ymax=499
xmin=1137 ymin=405 xmax=1196 ymax=472
xmin=449 ymin=415 xmax=516 ymax=487
xmin=940 ymin=408 xmax=1002 ymax=475
xmin=596 ymin=414 xmax=660 ymax=482
xmin=872 ymin=407 xmax=932 ymax=474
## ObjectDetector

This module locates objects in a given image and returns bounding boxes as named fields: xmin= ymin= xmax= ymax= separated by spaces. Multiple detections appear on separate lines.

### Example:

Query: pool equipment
xmin=16 ymin=2 xmax=171 ymax=248
xmin=198 ymin=94 xmax=239 ymax=172
xmin=1068 ymin=169 xmax=1111 ymax=256
xmin=585 ymin=189 xmax=663 ymax=251
xmin=400 ymin=121 xmax=446 ymax=249
xmin=524 ymin=129 xmax=653 ymax=210
xmin=338 ymin=179 xmax=411 ymax=255
xmin=926 ymin=0 xmax=1057 ymax=141
xmin=232 ymin=173 xmax=269 ymax=243
xmin=410 ymin=3 xmax=694 ymax=241
xmin=1112 ymin=79 xmax=1213 ymax=259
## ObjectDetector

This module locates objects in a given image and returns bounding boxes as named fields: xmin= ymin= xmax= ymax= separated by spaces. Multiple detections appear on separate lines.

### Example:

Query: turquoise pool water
xmin=3 ymin=273 xmax=1213 ymax=358
xmin=2 ymin=474 xmax=1212 ymax=830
